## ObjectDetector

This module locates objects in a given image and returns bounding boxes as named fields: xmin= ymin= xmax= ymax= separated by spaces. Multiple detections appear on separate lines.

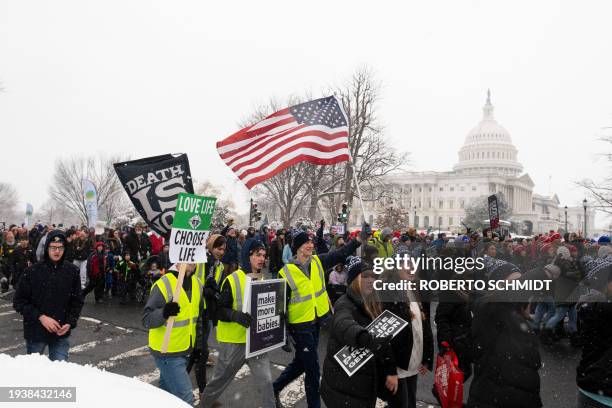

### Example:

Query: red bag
xmin=434 ymin=342 xmax=464 ymax=408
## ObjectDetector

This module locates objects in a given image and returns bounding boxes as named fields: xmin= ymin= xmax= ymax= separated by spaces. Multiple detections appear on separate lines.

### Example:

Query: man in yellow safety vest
xmin=273 ymin=224 xmax=368 ymax=408
xmin=189 ymin=234 xmax=228 ymax=396
xmin=142 ymin=263 xmax=204 ymax=405
xmin=200 ymin=239 xmax=275 ymax=408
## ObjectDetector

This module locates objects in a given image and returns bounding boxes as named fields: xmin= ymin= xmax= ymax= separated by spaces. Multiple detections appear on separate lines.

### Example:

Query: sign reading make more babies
xmin=244 ymin=279 xmax=286 ymax=358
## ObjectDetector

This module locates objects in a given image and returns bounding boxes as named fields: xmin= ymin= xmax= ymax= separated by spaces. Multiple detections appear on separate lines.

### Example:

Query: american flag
xmin=217 ymin=96 xmax=350 ymax=189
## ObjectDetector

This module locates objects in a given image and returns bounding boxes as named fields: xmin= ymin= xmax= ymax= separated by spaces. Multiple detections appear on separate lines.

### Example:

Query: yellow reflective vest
xmin=148 ymin=273 xmax=203 ymax=353
xmin=279 ymin=255 xmax=330 ymax=324
xmin=216 ymin=269 xmax=248 ymax=344
xmin=195 ymin=262 xmax=224 ymax=286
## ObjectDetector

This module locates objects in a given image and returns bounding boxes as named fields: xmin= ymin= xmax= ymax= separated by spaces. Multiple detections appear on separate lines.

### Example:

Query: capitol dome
xmin=453 ymin=90 xmax=523 ymax=175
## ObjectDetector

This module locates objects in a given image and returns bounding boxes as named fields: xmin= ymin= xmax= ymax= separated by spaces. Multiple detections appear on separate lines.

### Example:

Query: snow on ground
xmin=0 ymin=353 xmax=190 ymax=408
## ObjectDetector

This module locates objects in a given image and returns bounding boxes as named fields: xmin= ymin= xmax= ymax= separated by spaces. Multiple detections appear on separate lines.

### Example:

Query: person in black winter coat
xmin=575 ymin=261 xmax=612 ymax=406
xmin=321 ymin=258 xmax=396 ymax=408
xmin=12 ymin=230 xmax=84 ymax=361
xmin=124 ymin=224 xmax=151 ymax=262
xmin=268 ymin=230 xmax=285 ymax=278
xmin=435 ymin=293 xmax=473 ymax=380
xmin=380 ymin=256 xmax=434 ymax=408
xmin=220 ymin=222 xmax=239 ymax=273
xmin=315 ymin=220 xmax=331 ymax=255
xmin=434 ymin=246 xmax=474 ymax=382
xmin=7 ymin=236 xmax=36 ymax=288
xmin=467 ymin=264 xmax=561 ymax=408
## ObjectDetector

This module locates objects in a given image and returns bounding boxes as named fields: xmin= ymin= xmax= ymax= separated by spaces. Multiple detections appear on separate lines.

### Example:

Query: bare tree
xmin=374 ymin=206 xmax=410 ymax=230
xmin=0 ymin=182 xmax=18 ymax=222
xmin=235 ymin=69 xmax=409 ymax=227
xmin=332 ymin=67 xmax=408 ymax=222
xmin=577 ymin=133 xmax=612 ymax=214
xmin=38 ymin=198 xmax=81 ymax=227
xmin=48 ymin=155 xmax=127 ymax=225
xmin=257 ymin=162 xmax=311 ymax=228
xmin=195 ymin=180 xmax=238 ymax=229
xmin=238 ymin=96 xmax=314 ymax=228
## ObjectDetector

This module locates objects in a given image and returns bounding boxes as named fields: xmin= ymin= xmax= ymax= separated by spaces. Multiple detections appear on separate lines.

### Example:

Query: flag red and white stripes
xmin=217 ymin=96 xmax=350 ymax=189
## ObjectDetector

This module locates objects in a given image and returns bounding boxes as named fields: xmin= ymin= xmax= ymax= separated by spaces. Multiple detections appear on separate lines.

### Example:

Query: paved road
xmin=0 ymin=288 xmax=581 ymax=407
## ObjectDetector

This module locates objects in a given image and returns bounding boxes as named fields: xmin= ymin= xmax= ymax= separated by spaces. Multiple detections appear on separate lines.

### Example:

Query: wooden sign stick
xmin=161 ymin=263 xmax=188 ymax=354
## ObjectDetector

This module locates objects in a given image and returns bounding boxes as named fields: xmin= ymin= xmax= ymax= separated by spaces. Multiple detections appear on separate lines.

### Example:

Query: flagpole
xmin=335 ymin=94 xmax=367 ymax=225
xmin=349 ymin=153 xmax=367 ymax=223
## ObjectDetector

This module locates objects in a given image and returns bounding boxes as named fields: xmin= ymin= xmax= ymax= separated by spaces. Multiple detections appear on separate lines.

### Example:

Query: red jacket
xmin=87 ymin=252 xmax=108 ymax=278
xmin=149 ymin=233 xmax=164 ymax=256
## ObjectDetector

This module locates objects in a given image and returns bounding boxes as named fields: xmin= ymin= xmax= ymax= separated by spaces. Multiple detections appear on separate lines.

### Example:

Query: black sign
xmin=245 ymin=278 xmax=286 ymax=358
xmin=488 ymin=194 xmax=500 ymax=230
xmin=334 ymin=310 xmax=408 ymax=377
xmin=114 ymin=154 xmax=194 ymax=237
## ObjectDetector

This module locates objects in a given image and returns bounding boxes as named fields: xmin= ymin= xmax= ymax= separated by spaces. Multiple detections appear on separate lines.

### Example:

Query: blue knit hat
xmin=597 ymin=236 xmax=611 ymax=245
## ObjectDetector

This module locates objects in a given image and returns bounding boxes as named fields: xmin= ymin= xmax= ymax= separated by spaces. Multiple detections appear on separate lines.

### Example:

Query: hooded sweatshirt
xmin=13 ymin=230 xmax=84 ymax=342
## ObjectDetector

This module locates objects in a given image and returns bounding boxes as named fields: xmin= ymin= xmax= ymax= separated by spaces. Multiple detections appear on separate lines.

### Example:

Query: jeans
xmin=532 ymin=298 xmax=555 ymax=330
xmin=545 ymin=305 xmax=578 ymax=332
xmin=153 ymin=355 xmax=195 ymax=405
xmin=273 ymin=323 xmax=321 ymax=408
xmin=26 ymin=337 xmax=70 ymax=361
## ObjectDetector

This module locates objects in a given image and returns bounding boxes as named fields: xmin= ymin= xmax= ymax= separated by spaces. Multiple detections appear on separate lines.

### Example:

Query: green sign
xmin=170 ymin=193 xmax=217 ymax=263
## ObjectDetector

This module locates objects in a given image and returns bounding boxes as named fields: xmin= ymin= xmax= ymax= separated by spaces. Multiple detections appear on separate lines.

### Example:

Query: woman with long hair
xmin=321 ymin=257 xmax=395 ymax=408
xmin=380 ymin=248 xmax=433 ymax=408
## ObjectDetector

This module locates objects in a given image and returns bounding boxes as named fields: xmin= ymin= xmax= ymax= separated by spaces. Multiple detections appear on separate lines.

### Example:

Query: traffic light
xmin=250 ymin=202 xmax=262 ymax=223
xmin=337 ymin=203 xmax=349 ymax=223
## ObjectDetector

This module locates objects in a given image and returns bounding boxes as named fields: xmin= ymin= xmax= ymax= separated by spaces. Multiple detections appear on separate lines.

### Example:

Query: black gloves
xmin=357 ymin=331 xmax=392 ymax=353
xmin=231 ymin=311 xmax=252 ymax=328
xmin=162 ymin=302 xmax=180 ymax=319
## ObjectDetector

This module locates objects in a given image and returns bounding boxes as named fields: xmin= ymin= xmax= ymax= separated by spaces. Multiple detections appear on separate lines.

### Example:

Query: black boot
xmin=274 ymin=391 xmax=283 ymax=408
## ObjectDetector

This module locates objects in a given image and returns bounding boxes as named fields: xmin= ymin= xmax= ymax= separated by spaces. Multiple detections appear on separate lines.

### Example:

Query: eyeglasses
xmin=49 ymin=246 xmax=65 ymax=252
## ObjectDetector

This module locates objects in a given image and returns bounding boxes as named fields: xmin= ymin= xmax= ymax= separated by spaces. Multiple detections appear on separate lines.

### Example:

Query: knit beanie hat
xmin=291 ymin=231 xmax=312 ymax=255
xmin=381 ymin=227 xmax=393 ymax=239
xmin=346 ymin=256 xmax=369 ymax=285
xmin=597 ymin=235 xmax=611 ymax=245
xmin=557 ymin=246 xmax=571 ymax=260
xmin=598 ymin=245 xmax=612 ymax=259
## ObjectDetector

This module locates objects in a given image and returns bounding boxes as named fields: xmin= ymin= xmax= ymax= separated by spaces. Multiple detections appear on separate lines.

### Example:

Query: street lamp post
xmin=583 ymin=199 xmax=588 ymax=238
xmin=413 ymin=206 xmax=417 ymax=228
xmin=564 ymin=206 xmax=568 ymax=232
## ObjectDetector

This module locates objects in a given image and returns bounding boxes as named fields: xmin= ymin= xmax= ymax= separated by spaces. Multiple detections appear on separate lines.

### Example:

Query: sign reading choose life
xmin=169 ymin=193 xmax=217 ymax=264
xmin=161 ymin=192 xmax=216 ymax=353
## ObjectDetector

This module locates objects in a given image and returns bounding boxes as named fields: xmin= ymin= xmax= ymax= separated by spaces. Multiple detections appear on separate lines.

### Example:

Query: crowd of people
xmin=3 ymin=218 xmax=612 ymax=408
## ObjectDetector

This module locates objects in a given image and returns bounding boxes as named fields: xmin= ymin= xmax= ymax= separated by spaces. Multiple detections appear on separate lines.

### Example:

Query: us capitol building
xmin=354 ymin=91 xmax=595 ymax=235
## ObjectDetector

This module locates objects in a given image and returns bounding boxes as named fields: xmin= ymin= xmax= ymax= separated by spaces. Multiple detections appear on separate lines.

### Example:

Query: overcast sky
xmin=1 ymin=1 xmax=611 ymax=226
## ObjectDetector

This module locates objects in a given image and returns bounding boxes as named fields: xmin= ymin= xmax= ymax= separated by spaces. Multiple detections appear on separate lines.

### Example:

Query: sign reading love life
xmin=169 ymin=193 xmax=217 ymax=264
